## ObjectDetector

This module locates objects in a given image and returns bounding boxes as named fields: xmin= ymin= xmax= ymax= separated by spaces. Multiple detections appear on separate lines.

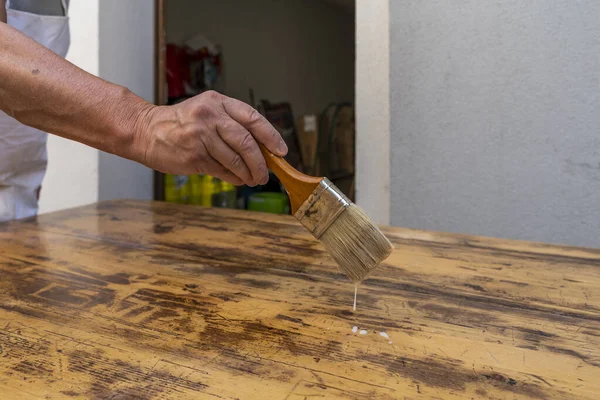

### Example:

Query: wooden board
xmin=0 ymin=200 xmax=598 ymax=399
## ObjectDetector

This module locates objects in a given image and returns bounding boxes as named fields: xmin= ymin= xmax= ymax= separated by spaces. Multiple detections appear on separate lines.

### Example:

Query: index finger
xmin=221 ymin=96 xmax=288 ymax=157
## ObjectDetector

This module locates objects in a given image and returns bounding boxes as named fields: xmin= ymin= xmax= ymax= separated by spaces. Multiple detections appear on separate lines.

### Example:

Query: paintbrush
xmin=260 ymin=145 xmax=394 ymax=282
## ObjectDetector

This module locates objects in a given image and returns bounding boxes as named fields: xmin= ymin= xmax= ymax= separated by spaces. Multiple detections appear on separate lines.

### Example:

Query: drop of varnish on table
xmin=380 ymin=331 xmax=392 ymax=344
xmin=351 ymin=326 xmax=392 ymax=342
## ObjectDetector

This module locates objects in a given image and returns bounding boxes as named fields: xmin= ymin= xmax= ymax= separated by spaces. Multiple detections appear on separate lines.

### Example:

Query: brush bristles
xmin=318 ymin=204 xmax=393 ymax=282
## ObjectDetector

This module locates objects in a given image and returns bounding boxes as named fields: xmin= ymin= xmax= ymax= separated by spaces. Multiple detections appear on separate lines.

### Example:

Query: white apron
xmin=0 ymin=0 xmax=70 ymax=222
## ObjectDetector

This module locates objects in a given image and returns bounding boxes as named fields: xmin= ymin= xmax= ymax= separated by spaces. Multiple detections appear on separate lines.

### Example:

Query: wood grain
xmin=0 ymin=200 xmax=598 ymax=399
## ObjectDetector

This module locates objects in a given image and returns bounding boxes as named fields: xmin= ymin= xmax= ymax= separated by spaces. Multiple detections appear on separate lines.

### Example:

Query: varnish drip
xmin=380 ymin=331 xmax=392 ymax=344
xmin=353 ymin=284 xmax=358 ymax=311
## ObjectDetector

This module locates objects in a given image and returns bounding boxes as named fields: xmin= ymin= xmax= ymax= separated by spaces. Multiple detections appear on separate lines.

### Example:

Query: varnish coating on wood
xmin=0 ymin=200 xmax=599 ymax=399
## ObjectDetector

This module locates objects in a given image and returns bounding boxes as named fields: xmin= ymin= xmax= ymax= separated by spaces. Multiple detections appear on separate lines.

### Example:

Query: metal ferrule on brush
xmin=294 ymin=178 xmax=350 ymax=239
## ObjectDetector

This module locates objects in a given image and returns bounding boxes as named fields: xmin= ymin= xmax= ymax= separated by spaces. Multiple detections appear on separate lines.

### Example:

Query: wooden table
xmin=0 ymin=200 xmax=598 ymax=399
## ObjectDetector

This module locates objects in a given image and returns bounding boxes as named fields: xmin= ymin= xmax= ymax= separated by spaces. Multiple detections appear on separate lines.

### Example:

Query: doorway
xmin=154 ymin=0 xmax=356 ymax=214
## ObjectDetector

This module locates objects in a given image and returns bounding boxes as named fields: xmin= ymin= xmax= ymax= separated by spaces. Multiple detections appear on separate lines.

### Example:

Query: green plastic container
xmin=248 ymin=192 xmax=289 ymax=214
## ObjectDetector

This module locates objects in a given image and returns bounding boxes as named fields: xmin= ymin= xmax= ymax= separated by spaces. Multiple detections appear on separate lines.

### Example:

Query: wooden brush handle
xmin=259 ymin=144 xmax=322 ymax=214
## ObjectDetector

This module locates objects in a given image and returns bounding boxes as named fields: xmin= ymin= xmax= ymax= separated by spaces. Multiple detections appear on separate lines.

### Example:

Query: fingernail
xmin=278 ymin=140 xmax=288 ymax=154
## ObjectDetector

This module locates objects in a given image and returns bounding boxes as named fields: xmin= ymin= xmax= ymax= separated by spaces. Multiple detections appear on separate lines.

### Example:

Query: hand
xmin=136 ymin=91 xmax=288 ymax=186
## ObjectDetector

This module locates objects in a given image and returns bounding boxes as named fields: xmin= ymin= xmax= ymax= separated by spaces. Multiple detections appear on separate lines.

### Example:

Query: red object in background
xmin=166 ymin=44 xmax=189 ymax=99
xmin=188 ymin=48 xmax=222 ymax=74
xmin=166 ymin=43 xmax=223 ymax=99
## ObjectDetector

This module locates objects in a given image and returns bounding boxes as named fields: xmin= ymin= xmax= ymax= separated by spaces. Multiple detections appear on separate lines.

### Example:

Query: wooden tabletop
xmin=0 ymin=200 xmax=598 ymax=399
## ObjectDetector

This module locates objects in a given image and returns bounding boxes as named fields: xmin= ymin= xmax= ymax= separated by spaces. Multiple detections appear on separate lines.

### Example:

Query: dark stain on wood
xmin=463 ymin=283 xmax=486 ymax=292
xmin=153 ymin=222 xmax=175 ymax=234
xmin=124 ymin=305 xmax=154 ymax=319
xmin=484 ymin=373 xmax=517 ymax=385
xmin=209 ymin=292 xmax=238 ymax=302
xmin=266 ymin=244 xmax=324 ymax=259
xmin=153 ymin=240 xmax=319 ymax=278
xmin=3 ymin=268 xmax=51 ymax=297
xmin=500 ymin=279 xmax=530 ymax=286
xmin=361 ymin=352 xmax=550 ymax=398
xmin=365 ymin=278 xmax=600 ymax=323
xmin=67 ymin=348 xmax=207 ymax=398
xmin=228 ymin=277 xmax=279 ymax=290
xmin=126 ymin=289 xmax=214 ymax=317
xmin=361 ymin=351 xmax=477 ymax=391
xmin=0 ymin=302 xmax=49 ymax=320
xmin=276 ymin=314 xmax=309 ymax=327
xmin=544 ymin=345 xmax=600 ymax=367
xmin=517 ymin=344 xmax=538 ymax=350
xmin=51 ymin=269 xmax=109 ymax=287
xmin=414 ymin=303 xmax=499 ymax=325
xmin=60 ymin=390 xmax=80 ymax=396
xmin=37 ymin=286 xmax=88 ymax=305
xmin=69 ymin=267 xmax=131 ymax=285
xmin=86 ymin=288 xmax=116 ymax=309
xmin=243 ymin=229 xmax=284 ymax=242
xmin=147 ymin=308 xmax=180 ymax=321
xmin=563 ymin=278 xmax=582 ymax=283
xmin=351 ymin=316 xmax=421 ymax=333
xmin=480 ymin=373 xmax=551 ymax=399
xmin=472 ymin=276 xmax=495 ymax=282
xmin=26 ymin=254 xmax=52 ymax=262
xmin=188 ymin=223 xmax=231 ymax=232
xmin=12 ymin=360 xmax=53 ymax=377
xmin=515 ymin=327 xmax=557 ymax=344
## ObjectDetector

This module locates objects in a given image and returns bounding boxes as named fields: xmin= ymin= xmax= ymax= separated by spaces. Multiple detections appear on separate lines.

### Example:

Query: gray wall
xmin=390 ymin=1 xmax=600 ymax=247
xmin=98 ymin=0 xmax=155 ymax=202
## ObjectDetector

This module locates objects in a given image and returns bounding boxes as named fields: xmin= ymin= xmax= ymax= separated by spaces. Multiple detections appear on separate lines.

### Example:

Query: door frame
xmin=153 ymin=0 xmax=166 ymax=201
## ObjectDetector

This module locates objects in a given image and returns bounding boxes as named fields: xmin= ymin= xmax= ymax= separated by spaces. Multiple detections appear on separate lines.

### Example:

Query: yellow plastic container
xmin=199 ymin=174 xmax=216 ymax=206
xmin=165 ymin=174 xmax=236 ymax=207
xmin=164 ymin=174 xmax=190 ymax=204
xmin=189 ymin=175 xmax=202 ymax=205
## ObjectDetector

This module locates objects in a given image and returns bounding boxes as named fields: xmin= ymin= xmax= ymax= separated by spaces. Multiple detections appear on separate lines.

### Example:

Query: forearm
xmin=0 ymin=22 xmax=152 ymax=161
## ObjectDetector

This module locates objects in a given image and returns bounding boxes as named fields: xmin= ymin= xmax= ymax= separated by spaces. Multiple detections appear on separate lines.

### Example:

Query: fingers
xmin=200 ymin=130 xmax=255 ymax=186
xmin=199 ymin=156 xmax=245 ymax=186
xmin=216 ymin=117 xmax=269 ymax=185
xmin=221 ymin=96 xmax=288 ymax=157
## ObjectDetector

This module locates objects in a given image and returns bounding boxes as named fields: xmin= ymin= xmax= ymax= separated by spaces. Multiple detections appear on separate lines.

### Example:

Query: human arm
xmin=0 ymin=21 xmax=287 ymax=186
